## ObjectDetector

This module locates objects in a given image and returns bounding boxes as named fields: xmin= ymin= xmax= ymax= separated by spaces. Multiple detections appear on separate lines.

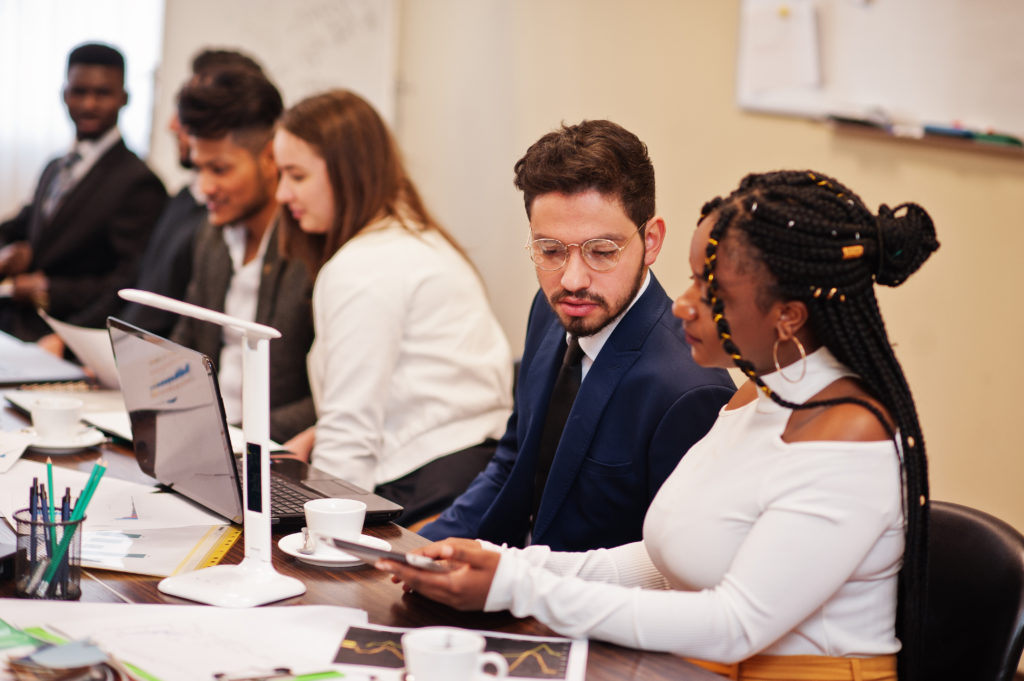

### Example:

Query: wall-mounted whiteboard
xmin=151 ymin=0 xmax=397 ymax=188
xmin=736 ymin=0 xmax=1024 ymax=138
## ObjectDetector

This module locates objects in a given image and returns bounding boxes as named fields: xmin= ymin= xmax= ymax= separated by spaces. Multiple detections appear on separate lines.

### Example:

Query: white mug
xmin=303 ymin=498 xmax=366 ymax=550
xmin=30 ymin=396 xmax=83 ymax=442
xmin=402 ymin=627 xmax=508 ymax=681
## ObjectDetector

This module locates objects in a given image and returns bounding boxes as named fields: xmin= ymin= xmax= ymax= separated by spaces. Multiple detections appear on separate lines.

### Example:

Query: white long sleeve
xmin=483 ymin=348 xmax=904 ymax=663
xmin=308 ymin=219 xmax=512 ymax=488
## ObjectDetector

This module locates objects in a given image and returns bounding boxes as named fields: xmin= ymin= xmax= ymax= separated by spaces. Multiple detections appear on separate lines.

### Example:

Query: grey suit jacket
xmin=171 ymin=219 xmax=316 ymax=442
xmin=0 ymin=139 xmax=167 ymax=340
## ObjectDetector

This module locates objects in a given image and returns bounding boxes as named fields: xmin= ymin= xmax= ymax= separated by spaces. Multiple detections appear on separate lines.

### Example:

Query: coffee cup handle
xmin=478 ymin=651 xmax=509 ymax=678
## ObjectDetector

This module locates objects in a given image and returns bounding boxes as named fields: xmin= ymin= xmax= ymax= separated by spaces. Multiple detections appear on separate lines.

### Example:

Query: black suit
xmin=171 ymin=219 xmax=316 ymax=443
xmin=119 ymin=186 xmax=206 ymax=338
xmin=0 ymin=138 xmax=167 ymax=340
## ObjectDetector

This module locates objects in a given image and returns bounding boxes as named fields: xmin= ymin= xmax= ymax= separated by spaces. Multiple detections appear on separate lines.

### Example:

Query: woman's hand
xmin=276 ymin=426 xmax=315 ymax=463
xmin=377 ymin=538 xmax=500 ymax=611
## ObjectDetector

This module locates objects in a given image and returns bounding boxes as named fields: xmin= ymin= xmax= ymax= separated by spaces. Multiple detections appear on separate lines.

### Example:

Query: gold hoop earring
xmin=772 ymin=336 xmax=807 ymax=383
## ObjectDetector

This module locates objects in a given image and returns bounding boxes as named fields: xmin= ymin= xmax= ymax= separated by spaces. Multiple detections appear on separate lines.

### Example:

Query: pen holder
xmin=12 ymin=507 xmax=84 ymax=600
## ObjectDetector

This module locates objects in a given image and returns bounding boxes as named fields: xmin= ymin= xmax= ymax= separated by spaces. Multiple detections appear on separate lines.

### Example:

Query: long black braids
xmin=700 ymin=170 xmax=939 ymax=681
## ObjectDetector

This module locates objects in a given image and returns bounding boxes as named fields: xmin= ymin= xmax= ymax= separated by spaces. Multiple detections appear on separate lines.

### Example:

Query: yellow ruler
xmin=198 ymin=526 xmax=242 ymax=568
xmin=170 ymin=525 xmax=242 ymax=575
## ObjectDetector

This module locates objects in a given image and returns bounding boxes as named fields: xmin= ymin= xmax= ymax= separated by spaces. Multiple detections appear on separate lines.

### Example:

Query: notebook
xmin=106 ymin=317 xmax=402 ymax=529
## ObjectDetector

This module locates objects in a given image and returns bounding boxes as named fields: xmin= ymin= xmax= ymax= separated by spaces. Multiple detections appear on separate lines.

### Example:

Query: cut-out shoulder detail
xmin=783 ymin=377 xmax=893 ymax=443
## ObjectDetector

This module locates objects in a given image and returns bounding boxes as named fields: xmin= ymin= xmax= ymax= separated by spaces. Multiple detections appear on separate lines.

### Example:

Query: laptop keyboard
xmin=270 ymin=473 xmax=321 ymax=514
xmin=232 ymin=458 xmax=321 ymax=516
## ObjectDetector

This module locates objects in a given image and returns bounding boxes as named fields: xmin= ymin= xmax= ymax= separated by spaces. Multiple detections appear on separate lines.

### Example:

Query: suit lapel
xmin=254 ymin=222 xmax=282 ymax=325
xmin=532 ymin=275 xmax=670 ymax=538
xmin=31 ymin=142 xmax=127 ymax=258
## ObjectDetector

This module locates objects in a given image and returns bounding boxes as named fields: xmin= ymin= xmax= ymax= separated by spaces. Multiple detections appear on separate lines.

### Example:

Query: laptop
xmin=0 ymin=331 xmax=87 ymax=386
xmin=106 ymin=317 xmax=402 ymax=529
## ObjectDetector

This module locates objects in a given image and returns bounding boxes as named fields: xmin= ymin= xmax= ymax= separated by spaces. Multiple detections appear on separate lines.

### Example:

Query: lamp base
xmin=158 ymin=560 xmax=306 ymax=607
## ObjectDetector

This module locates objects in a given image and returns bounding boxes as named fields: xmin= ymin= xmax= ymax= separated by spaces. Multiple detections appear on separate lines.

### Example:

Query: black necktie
xmin=532 ymin=335 xmax=584 ymax=525
xmin=42 ymin=151 xmax=81 ymax=219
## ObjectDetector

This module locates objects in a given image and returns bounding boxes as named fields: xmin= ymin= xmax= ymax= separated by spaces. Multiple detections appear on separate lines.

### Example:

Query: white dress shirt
xmin=217 ymin=223 xmax=273 ymax=425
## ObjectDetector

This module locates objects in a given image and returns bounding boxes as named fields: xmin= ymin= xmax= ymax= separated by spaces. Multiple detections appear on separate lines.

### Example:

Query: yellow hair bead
xmin=708 ymin=237 xmax=719 ymax=246
xmin=907 ymin=436 xmax=916 ymax=448
xmin=842 ymin=245 xmax=865 ymax=260
xmin=713 ymin=313 xmax=723 ymax=322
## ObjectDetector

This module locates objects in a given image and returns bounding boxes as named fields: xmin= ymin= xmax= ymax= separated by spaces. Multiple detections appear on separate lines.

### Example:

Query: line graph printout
xmin=334 ymin=625 xmax=587 ymax=681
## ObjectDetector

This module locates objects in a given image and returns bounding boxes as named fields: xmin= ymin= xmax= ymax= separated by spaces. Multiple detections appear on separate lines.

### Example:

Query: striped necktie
xmin=41 ymin=151 xmax=82 ymax=219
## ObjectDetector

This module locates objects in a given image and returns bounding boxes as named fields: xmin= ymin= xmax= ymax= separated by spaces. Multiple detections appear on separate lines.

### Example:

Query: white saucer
xmin=27 ymin=426 xmax=106 ymax=454
xmin=278 ymin=532 xmax=391 ymax=568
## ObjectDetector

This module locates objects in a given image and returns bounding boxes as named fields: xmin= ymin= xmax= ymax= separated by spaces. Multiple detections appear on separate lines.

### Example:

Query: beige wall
xmin=394 ymin=1 xmax=1024 ymax=532
xmin=158 ymin=0 xmax=1024 ymax=532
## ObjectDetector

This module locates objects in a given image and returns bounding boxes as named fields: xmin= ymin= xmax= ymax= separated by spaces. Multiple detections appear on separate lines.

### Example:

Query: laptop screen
xmin=107 ymin=317 xmax=243 ymax=523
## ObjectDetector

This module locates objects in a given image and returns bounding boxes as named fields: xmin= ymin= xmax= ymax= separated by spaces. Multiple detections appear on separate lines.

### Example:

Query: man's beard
xmin=549 ymin=265 xmax=645 ymax=337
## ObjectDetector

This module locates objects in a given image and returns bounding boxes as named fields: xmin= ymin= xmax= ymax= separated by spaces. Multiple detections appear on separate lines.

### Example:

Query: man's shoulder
xmin=95 ymin=140 xmax=164 ymax=188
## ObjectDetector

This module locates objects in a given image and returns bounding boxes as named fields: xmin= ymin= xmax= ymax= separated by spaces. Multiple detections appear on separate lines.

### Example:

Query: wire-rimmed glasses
xmin=526 ymin=220 xmax=647 ymax=272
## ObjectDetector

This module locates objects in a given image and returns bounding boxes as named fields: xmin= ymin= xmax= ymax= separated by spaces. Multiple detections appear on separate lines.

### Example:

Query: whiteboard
xmin=151 ymin=0 xmax=397 ymax=187
xmin=736 ymin=0 xmax=1024 ymax=138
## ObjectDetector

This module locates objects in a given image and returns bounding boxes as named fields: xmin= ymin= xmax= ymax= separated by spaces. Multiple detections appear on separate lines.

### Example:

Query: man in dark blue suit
xmin=421 ymin=120 xmax=735 ymax=551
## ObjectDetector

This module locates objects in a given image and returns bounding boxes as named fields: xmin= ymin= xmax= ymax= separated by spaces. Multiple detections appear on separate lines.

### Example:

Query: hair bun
xmin=873 ymin=203 xmax=939 ymax=287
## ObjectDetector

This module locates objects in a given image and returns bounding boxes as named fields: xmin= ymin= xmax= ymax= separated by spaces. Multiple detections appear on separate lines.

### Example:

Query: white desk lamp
xmin=118 ymin=288 xmax=306 ymax=607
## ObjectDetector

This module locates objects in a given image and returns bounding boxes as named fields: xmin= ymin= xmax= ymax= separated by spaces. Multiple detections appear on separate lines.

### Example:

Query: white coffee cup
xmin=402 ymin=627 xmax=508 ymax=681
xmin=30 ymin=396 xmax=84 ymax=442
xmin=303 ymin=498 xmax=366 ymax=550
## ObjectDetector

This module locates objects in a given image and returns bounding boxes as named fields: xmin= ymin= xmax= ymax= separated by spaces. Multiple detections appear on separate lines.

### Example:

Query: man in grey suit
xmin=120 ymin=48 xmax=266 ymax=339
xmin=0 ymin=42 xmax=166 ymax=341
xmin=171 ymin=68 xmax=315 ymax=443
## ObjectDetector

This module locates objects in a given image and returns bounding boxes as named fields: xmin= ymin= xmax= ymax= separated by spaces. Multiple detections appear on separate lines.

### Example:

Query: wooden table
xmin=0 ymin=406 xmax=720 ymax=681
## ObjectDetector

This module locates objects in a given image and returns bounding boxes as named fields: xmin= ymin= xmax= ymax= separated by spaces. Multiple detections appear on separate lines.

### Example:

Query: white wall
xmin=152 ymin=0 xmax=397 ymax=192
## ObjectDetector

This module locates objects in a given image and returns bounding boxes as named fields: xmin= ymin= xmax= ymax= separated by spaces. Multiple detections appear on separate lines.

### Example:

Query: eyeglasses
xmin=526 ymin=221 xmax=647 ymax=272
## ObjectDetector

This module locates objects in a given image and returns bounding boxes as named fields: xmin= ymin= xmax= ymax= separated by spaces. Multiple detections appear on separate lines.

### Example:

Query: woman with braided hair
xmin=379 ymin=170 xmax=939 ymax=681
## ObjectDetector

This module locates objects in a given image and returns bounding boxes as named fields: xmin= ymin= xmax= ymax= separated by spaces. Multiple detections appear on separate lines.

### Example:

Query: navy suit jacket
xmin=421 ymin=274 xmax=735 ymax=551
xmin=119 ymin=186 xmax=206 ymax=338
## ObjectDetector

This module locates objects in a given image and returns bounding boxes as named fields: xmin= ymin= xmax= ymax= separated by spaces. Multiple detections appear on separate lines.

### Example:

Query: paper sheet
xmin=333 ymin=623 xmax=589 ymax=681
xmin=0 ymin=459 xmax=231 ymax=576
xmin=0 ymin=430 xmax=33 ymax=474
xmin=736 ymin=0 xmax=820 ymax=101
xmin=38 ymin=311 xmax=120 ymax=389
xmin=0 ymin=601 xmax=370 ymax=681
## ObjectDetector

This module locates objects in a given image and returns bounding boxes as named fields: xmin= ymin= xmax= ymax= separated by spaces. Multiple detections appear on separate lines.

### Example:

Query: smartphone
xmin=331 ymin=537 xmax=454 ymax=573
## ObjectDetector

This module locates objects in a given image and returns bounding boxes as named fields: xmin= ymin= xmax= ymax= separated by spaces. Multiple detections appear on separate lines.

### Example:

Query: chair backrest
xmin=922 ymin=500 xmax=1024 ymax=681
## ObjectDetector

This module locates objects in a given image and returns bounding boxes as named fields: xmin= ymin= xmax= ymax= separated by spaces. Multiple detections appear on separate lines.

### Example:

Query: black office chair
xmin=921 ymin=500 xmax=1024 ymax=681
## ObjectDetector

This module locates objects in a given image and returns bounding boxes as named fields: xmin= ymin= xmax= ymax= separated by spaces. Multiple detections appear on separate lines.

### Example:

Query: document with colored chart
xmin=333 ymin=623 xmax=588 ymax=681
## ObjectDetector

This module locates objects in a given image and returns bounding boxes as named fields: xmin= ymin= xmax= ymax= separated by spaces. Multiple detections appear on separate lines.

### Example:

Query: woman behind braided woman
xmin=379 ymin=170 xmax=939 ymax=681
